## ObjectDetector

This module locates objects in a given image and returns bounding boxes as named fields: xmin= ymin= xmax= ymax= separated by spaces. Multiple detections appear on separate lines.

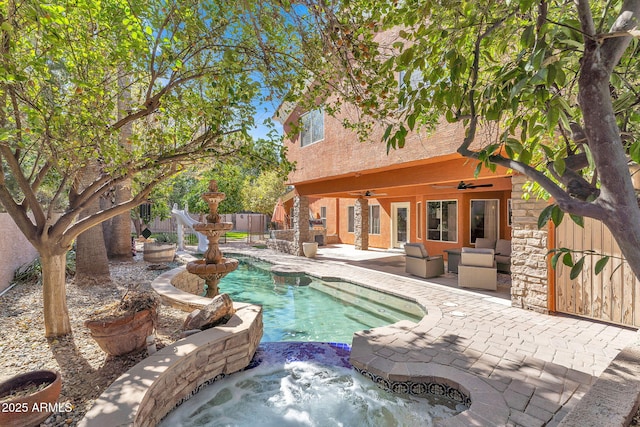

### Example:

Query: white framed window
xmin=369 ymin=205 xmax=381 ymax=235
xmin=347 ymin=206 xmax=355 ymax=233
xmin=398 ymin=69 xmax=424 ymax=110
xmin=427 ymin=200 xmax=457 ymax=242
xmin=300 ymin=108 xmax=324 ymax=147
xmin=320 ymin=206 xmax=327 ymax=228
xmin=470 ymin=199 xmax=499 ymax=244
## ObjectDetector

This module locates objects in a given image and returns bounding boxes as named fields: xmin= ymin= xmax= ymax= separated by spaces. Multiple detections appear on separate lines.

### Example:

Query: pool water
xmin=159 ymin=343 xmax=464 ymax=427
xmin=217 ymin=256 xmax=425 ymax=343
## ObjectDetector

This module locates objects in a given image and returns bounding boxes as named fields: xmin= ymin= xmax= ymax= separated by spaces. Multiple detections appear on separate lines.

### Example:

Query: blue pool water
xmin=216 ymin=255 xmax=425 ymax=343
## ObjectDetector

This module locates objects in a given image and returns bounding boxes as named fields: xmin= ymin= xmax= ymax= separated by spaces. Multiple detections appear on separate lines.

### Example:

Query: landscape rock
xmin=182 ymin=293 xmax=235 ymax=330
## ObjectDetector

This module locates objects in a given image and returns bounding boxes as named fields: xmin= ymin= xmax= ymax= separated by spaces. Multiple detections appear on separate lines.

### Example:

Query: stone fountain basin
xmin=187 ymin=258 xmax=239 ymax=275
xmin=193 ymin=222 xmax=233 ymax=232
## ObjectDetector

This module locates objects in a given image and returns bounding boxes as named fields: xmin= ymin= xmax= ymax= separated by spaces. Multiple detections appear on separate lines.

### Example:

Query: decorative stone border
xmin=351 ymin=361 xmax=509 ymax=426
xmin=79 ymin=266 xmax=263 ymax=427
xmin=354 ymin=367 xmax=472 ymax=408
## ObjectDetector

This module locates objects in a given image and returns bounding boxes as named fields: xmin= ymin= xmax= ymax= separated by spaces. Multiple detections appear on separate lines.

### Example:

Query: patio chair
xmin=404 ymin=243 xmax=445 ymax=279
xmin=458 ymin=247 xmax=497 ymax=290
xmin=475 ymin=238 xmax=512 ymax=273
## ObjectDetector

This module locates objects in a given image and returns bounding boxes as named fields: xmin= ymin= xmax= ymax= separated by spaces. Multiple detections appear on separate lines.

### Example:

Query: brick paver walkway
xmin=224 ymin=243 xmax=638 ymax=426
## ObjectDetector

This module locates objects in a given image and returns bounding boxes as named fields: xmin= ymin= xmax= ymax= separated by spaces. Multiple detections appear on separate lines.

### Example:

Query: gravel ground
xmin=0 ymin=251 xmax=186 ymax=426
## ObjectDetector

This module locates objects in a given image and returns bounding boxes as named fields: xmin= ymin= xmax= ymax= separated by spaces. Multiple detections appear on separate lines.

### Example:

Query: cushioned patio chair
xmin=404 ymin=243 xmax=445 ymax=279
xmin=475 ymin=238 xmax=512 ymax=273
xmin=458 ymin=247 xmax=497 ymax=290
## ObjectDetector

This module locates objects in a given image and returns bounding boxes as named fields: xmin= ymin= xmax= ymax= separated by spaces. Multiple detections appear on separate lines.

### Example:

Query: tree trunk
xmin=41 ymin=252 xmax=72 ymax=337
xmin=107 ymin=181 xmax=134 ymax=260
xmin=603 ymin=210 xmax=640 ymax=282
xmin=106 ymin=70 xmax=134 ymax=261
xmin=76 ymin=223 xmax=111 ymax=282
xmin=75 ymin=162 xmax=111 ymax=283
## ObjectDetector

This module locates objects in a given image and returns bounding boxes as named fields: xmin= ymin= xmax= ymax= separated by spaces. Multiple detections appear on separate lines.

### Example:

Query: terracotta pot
xmin=143 ymin=242 xmax=176 ymax=263
xmin=0 ymin=370 xmax=62 ymax=427
xmin=84 ymin=308 xmax=156 ymax=356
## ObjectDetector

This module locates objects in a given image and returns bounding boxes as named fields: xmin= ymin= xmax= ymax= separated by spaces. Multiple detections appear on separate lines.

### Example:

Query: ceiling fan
xmin=348 ymin=190 xmax=388 ymax=197
xmin=432 ymin=181 xmax=494 ymax=190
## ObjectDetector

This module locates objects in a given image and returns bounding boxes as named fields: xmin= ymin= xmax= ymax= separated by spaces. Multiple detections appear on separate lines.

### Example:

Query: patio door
xmin=391 ymin=202 xmax=410 ymax=249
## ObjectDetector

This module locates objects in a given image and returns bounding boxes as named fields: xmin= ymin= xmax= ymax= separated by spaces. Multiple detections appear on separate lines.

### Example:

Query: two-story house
xmin=275 ymin=99 xmax=513 ymax=258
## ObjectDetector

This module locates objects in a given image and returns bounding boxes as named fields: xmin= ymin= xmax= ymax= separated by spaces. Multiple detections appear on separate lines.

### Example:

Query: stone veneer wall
xmin=267 ymin=228 xmax=325 ymax=255
xmin=80 ymin=267 xmax=263 ymax=427
xmin=292 ymin=196 xmax=310 ymax=256
xmin=170 ymin=269 xmax=205 ymax=296
xmin=135 ymin=305 xmax=263 ymax=427
xmin=267 ymin=230 xmax=296 ymax=254
xmin=354 ymin=198 xmax=369 ymax=250
xmin=510 ymin=175 xmax=551 ymax=313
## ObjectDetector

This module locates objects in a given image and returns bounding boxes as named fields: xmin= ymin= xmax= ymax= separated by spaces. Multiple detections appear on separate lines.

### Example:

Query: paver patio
xmin=222 ymin=243 xmax=639 ymax=427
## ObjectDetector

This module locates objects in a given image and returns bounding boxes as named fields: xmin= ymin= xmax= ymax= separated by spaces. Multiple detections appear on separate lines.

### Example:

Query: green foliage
xmin=548 ymin=248 xmax=620 ymax=280
xmin=310 ymin=0 xmax=639 ymax=200
xmin=152 ymin=233 xmax=178 ymax=244
xmin=242 ymin=169 xmax=288 ymax=214
xmin=0 ymin=0 xmax=304 ymax=250
xmin=181 ymin=164 xmax=246 ymax=214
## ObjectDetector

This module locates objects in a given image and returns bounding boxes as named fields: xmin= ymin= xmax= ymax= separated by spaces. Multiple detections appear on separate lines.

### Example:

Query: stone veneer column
xmin=354 ymin=197 xmax=369 ymax=250
xmin=293 ymin=195 xmax=310 ymax=256
xmin=510 ymin=175 xmax=551 ymax=313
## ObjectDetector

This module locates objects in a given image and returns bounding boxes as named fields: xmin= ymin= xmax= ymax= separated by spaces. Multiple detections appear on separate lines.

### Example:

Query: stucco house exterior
xmin=268 ymin=31 xmax=639 ymax=329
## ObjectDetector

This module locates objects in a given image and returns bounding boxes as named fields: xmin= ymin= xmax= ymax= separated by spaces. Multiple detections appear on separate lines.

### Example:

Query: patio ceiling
xmin=292 ymin=157 xmax=513 ymax=199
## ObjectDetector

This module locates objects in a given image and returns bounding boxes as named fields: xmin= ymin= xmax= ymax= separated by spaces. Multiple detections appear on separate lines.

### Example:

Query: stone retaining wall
xmin=79 ymin=267 xmax=263 ymax=427
xmin=510 ymin=175 xmax=550 ymax=313
xmin=170 ymin=269 xmax=205 ymax=296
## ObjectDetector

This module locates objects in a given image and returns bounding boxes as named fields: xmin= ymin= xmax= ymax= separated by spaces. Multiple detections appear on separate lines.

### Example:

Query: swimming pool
xmin=216 ymin=255 xmax=425 ymax=343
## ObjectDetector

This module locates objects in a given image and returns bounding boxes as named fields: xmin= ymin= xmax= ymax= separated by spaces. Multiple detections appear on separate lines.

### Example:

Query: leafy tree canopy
xmin=0 ymin=0 xmax=316 ymax=336
xmin=305 ymin=0 xmax=640 ymax=280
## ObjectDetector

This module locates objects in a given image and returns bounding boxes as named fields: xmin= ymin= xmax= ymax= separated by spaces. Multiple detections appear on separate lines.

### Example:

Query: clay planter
xmin=85 ymin=308 xmax=157 ymax=356
xmin=143 ymin=242 xmax=176 ymax=263
xmin=0 ymin=370 xmax=62 ymax=427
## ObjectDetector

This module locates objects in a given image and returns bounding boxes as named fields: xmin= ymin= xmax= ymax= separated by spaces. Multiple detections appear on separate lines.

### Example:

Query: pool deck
xmin=218 ymin=243 xmax=640 ymax=427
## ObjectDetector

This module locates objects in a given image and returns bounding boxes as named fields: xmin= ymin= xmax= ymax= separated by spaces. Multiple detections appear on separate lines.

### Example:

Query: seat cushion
xmin=495 ymin=239 xmax=512 ymax=256
xmin=475 ymin=238 xmax=496 ymax=249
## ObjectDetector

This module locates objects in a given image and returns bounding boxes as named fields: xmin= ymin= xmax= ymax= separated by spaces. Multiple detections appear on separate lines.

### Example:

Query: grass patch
xmin=224 ymin=231 xmax=248 ymax=240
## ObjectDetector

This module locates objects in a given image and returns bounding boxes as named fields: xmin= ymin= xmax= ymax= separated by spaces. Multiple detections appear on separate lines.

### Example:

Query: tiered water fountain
xmin=186 ymin=180 xmax=239 ymax=297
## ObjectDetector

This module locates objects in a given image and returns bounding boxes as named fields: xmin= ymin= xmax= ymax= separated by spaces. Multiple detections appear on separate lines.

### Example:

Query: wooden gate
xmin=555 ymin=217 xmax=640 ymax=328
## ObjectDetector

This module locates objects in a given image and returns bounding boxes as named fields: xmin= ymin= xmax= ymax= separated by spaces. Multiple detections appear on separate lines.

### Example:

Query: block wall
xmin=0 ymin=214 xmax=39 ymax=291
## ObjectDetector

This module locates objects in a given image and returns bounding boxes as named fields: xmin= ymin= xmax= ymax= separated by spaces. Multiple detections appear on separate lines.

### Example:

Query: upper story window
xmin=300 ymin=108 xmax=324 ymax=147
xmin=398 ymin=69 xmax=425 ymax=110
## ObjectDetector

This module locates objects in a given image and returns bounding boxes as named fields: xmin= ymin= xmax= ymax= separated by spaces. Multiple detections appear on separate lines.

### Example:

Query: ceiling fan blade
xmin=457 ymin=181 xmax=494 ymax=190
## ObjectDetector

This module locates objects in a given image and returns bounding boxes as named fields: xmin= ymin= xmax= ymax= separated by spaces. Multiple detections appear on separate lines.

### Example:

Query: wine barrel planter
xmin=84 ymin=308 xmax=157 ymax=356
xmin=0 ymin=370 xmax=62 ymax=427
xmin=143 ymin=242 xmax=177 ymax=263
